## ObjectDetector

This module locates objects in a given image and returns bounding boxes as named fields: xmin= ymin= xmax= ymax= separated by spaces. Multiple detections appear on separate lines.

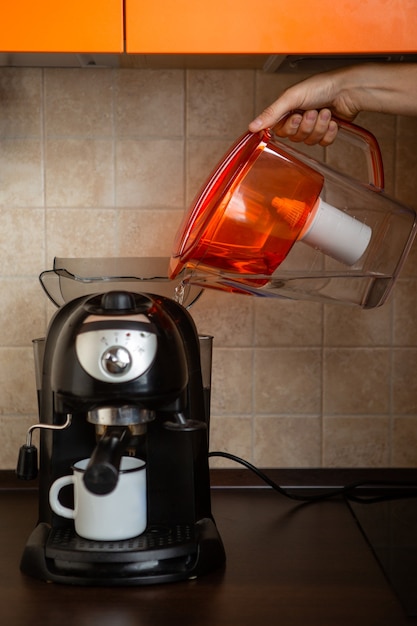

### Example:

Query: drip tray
xmin=46 ymin=524 xmax=197 ymax=563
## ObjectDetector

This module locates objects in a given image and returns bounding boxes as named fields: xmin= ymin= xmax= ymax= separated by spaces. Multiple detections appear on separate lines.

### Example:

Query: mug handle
xmin=49 ymin=475 xmax=75 ymax=519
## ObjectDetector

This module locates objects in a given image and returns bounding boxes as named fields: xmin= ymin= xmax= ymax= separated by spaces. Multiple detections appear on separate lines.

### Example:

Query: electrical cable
xmin=208 ymin=450 xmax=417 ymax=504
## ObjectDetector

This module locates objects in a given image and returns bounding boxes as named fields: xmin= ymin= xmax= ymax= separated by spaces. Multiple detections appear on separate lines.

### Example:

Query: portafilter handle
xmin=82 ymin=426 xmax=130 ymax=495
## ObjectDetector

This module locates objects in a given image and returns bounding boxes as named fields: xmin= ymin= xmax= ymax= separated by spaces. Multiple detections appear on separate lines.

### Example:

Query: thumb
xmin=249 ymin=104 xmax=292 ymax=132
xmin=248 ymin=87 xmax=308 ymax=132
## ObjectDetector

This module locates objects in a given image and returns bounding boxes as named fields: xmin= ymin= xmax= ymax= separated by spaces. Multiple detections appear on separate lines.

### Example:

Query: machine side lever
xmin=83 ymin=426 xmax=129 ymax=495
xmin=16 ymin=415 xmax=72 ymax=480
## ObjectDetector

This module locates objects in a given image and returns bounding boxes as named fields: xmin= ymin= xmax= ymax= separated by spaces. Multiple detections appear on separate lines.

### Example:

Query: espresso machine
xmin=17 ymin=289 xmax=225 ymax=585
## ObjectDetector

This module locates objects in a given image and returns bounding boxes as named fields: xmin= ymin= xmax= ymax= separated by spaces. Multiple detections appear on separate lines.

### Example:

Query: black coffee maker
xmin=17 ymin=290 xmax=225 ymax=585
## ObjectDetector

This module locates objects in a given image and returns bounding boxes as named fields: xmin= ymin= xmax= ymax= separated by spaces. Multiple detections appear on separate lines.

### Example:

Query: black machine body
xmin=19 ymin=290 xmax=225 ymax=585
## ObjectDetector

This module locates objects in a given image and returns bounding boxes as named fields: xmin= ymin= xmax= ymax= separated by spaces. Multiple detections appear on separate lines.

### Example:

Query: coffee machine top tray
xmin=39 ymin=257 xmax=203 ymax=308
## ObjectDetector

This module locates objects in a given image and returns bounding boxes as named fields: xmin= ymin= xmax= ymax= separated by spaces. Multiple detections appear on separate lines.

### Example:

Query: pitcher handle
xmin=276 ymin=112 xmax=385 ymax=191
xmin=335 ymin=117 xmax=385 ymax=190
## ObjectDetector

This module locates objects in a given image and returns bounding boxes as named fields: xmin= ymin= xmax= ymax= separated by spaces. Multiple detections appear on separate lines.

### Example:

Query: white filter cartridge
xmin=299 ymin=198 xmax=372 ymax=266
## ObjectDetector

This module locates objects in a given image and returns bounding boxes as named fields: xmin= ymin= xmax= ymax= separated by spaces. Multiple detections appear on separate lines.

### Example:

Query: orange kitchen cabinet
xmin=0 ymin=0 xmax=123 ymax=53
xmin=125 ymin=0 xmax=417 ymax=54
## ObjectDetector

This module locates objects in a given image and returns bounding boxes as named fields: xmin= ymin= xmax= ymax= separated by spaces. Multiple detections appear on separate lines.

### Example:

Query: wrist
xmin=333 ymin=63 xmax=381 ymax=117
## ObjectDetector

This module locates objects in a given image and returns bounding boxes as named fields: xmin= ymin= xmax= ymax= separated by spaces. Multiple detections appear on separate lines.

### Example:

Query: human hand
xmin=249 ymin=63 xmax=417 ymax=145
xmin=248 ymin=67 xmax=362 ymax=146
xmin=270 ymin=108 xmax=339 ymax=146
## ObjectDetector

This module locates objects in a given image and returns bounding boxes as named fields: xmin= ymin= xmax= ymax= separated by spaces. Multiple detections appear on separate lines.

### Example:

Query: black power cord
xmin=208 ymin=451 xmax=417 ymax=504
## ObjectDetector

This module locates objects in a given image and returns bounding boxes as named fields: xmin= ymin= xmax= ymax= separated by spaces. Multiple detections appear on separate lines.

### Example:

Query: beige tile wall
xmin=0 ymin=66 xmax=416 ymax=470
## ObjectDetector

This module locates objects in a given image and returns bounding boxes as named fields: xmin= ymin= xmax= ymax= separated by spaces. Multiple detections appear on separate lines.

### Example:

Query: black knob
xmin=16 ymin=445 xmax=38 ymax=480
xmin=100 ymin=291 xmax=136 ymax=311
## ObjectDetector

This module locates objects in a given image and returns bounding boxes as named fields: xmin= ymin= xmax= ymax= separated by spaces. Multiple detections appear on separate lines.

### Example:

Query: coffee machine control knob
xmin=75 ymin=315 xmax=158 ymax=383
xmin=101 ymin=346 xmax=132 ymax=375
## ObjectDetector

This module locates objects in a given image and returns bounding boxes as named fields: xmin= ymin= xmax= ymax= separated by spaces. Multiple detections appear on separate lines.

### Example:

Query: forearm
xmin=249 ymin=63 xmax=417 ymax=136
xmin=335 ymin=63 xmax=417 ymax=117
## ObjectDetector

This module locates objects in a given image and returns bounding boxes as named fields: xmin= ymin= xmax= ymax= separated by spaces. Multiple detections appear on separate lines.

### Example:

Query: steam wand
xmin=16 ymin=414 xmax=72 ymax=480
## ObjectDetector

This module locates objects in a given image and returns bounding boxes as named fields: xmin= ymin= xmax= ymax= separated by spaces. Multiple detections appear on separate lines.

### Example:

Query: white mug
xmin=49 ymin=456 xmax=147 ymax=541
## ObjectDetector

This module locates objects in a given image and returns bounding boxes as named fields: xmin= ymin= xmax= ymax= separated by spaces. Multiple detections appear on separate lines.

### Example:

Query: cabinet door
xmin=125 ymin=0 xmax=417 ymax=54
xmin=1 ymin=0 xmax=123 ymax=52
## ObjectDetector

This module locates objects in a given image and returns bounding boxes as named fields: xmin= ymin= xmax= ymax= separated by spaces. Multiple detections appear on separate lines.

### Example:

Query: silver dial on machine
xmin=75 ymin=316 xmax=158 ymax=383
xmin=101 ymin=346 xmax=132 ymax=375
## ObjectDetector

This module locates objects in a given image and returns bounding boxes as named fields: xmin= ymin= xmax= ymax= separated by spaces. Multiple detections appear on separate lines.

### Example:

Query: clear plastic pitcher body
xmin=170 ymin=123 xmax=416 ymax=308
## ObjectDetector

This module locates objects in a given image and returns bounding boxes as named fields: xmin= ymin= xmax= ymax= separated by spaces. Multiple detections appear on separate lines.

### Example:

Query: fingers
xmin=317 ymin=119 xmax=339 ymax=146
xmin=248 ymin=76 xmax=333 ymax=133
xmin=249 ymin=102 xmax=339 ymax=146
xmin=272 ymin=109 xmax=339 ymax=146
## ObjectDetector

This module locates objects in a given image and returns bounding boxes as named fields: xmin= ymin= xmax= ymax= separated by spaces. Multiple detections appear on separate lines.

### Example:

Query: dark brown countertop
xmin=1 ymin=474 xmax=416 ymax=626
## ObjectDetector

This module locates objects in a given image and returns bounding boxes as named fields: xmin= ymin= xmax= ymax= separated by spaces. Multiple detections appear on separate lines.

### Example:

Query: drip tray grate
xmin=46 ymin=524 xmax=198 ymax=563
